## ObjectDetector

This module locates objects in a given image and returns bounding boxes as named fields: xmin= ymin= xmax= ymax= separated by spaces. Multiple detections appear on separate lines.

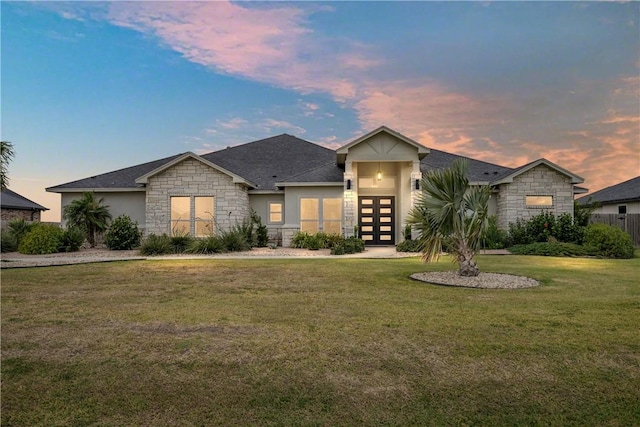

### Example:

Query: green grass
xmin=2 ymin=254 xmax=639 ymax=426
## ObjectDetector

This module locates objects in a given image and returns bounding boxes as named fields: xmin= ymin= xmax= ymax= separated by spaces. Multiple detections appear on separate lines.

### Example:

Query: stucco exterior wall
xmin=61 ymin=191 xmax=146 ymax=230
xmin=495 ymin=164 xmax=575 ymax=229
xmin=249 ymin=193 xmax=285 ymax=244
xmin=281 ymin=186 xmax=343 ymax=246
xmin=145 ymin=158 xmax=250 ymax=235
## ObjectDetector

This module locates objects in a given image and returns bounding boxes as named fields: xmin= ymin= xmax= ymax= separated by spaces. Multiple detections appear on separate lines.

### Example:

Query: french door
xmin=358 ymin=196 xmax=395 ymax=245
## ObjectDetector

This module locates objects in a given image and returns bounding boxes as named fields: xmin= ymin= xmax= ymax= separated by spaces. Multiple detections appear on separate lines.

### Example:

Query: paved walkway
xmin=1 ymin=247 xmax=510 ymax=269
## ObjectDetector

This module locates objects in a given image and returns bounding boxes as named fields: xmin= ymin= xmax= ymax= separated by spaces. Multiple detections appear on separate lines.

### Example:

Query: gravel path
xmin=410 ymin=271 xmax=540 ymax=289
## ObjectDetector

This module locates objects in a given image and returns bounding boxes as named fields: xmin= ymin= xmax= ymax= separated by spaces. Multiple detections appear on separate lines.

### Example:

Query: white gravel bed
xmin=410 ymin=271 xmax=540 ymax=289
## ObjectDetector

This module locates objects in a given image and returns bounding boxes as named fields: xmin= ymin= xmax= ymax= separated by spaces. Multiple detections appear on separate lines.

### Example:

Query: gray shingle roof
xmin=202 ymin=134 xmax=336 ymax=190
xmin=279 ymin=162 xmax=345 ymax=184
xmin=420 ymin=148 xmax=513 ymax=183
xmin=1 ymin=189 xmax=48 ymax=211
xmin=576 ymin=176 xmax=640 ymax=205
xmin=46 ymin=153 xmax=184 ymax=191
xmin=48 ymin=133 xmax=577 ymax=192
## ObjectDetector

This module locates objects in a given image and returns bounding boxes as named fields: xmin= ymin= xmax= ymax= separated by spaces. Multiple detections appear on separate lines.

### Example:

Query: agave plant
xmin=407 ymin=159 xmax=490 ymax=277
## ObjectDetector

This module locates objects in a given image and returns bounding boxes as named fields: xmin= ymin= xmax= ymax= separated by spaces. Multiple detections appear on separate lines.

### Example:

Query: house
xmin=1 ymin=189 xmax=49 ymax=227
xmin=46 ymin=126 xmax=585 ymax=246
xmin=576 ymin=176 xmax=640 ymax=215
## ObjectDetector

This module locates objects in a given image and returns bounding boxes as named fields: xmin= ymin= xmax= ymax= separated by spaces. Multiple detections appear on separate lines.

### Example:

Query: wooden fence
xmin=590 ymin=213 xmax=640 ymax=247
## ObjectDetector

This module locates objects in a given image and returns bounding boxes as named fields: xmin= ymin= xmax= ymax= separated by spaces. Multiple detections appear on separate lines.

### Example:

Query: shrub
xmin=552 ymin=213 xmax=583 ymax=244
xmin=18 ymin=223 xmax=63 ymax=255
xmin=171 ymin=233 xmax=193 ymax=253
xmin=104 ymin=215 xmax=142 ymax=250
xmin=396 ymin=239 xmax=421 ymax=252
xmin=291 ymin=231 xmax=344 ymax=250
xmin=139 ymin=234 xmax=173 ymax=255
xmin=58 ymin=227 xmax=84 ymax=252
xmin=290 ymin=231 xmax=311 ymax=248
xmin=186 ymin=236 xmax=225 ymax=254
xmin=7 ymin=218 xmax=35 ymax=247
xmin=483 ymin=215 xmax=508 ymax=249
xmin=330 ymin=236 xmax=365 ymax=255
xmin=251 ymin=210 xmax=269 ymax=247
xmin=1 ymin=230 xmax=17 ymax=253
xmin=509 ymin=242 xmax=598 ymax=257
xmin=526 ymin=211 xmax=556 ymax=243
xmin=583 ymin=223 xmax=634 ymax=259
xmin=507 ymin=218 xmax=532 ymax=246
xmin=220 ymin=228 xmax=251 ymax=252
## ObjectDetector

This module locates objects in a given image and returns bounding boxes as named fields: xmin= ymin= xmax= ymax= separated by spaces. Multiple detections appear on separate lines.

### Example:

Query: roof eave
xmin=46 ymin=187 xmax=147 ymax=193
xmin=275 ymin=182 xmax=343 ymax=187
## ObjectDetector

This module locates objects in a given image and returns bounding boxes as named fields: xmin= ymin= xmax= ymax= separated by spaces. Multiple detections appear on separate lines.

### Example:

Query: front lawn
xmin=2 ymin=255 xmax=639 ymax=426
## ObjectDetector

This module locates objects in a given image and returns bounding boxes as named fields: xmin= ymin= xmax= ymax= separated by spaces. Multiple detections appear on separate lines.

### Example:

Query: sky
xmin=2 ymin=1 xmax=639 ymax=222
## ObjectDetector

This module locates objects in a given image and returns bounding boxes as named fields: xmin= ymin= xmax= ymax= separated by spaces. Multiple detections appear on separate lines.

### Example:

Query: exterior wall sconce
xmin=415 ymin=179 xmax=420 ymax=190
xmin=377 ymin=162 xmax=382 ymax=181
xmin=346 ymin=179 xmax=352 ymax=190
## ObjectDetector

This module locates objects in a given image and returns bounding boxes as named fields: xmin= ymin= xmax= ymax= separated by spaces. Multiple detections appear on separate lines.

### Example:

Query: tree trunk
xmin=457 ymin=248 xmax=480 ymax=277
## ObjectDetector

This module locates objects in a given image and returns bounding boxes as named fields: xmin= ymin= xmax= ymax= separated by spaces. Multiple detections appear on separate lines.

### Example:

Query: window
xmin=300 ymin=198 xmax=319 ymax=233
xmin=269 ymin=202 xmax=283 ymax=223
xmin=171 ymin=197 xmax=190 ymax=236
xmin=194 ymin=197 xmax=214 ymax=237
xmin=171 ymin=196 xmax=214 ymax=237
xmin=526 ymin=195 xmax=553 ymax=207
xmin=618 ymin=205 xmax=627 ymax=215
xmin=300 ymin=197 xmax=342 ymax=235
xmin=323 ymin=198 xmax=342 ymax=235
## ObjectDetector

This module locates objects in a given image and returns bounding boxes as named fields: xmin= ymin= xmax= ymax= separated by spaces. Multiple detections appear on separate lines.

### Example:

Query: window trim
xmin=299 ymin=197 xmax=343 ymax=235
xmin=618 ymin=205 xmax=627 ymax=215
xmin=170 ymin=195 xmax=215 ymax=237
xmin=268 ymin=201 xmax=284 ymax=225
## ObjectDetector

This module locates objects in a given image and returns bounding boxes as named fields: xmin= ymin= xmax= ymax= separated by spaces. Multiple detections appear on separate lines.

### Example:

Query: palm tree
xmin=407 ymin=159 xmax=490 ymax=277
xmin=63 ymin=192 xmax=112 ymax=247
xmin=1 ymin=141 xmax=15 ymax=191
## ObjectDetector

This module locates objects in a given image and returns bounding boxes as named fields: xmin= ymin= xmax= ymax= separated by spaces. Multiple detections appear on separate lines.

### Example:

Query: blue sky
xmin=2 ymin=1 xmax=639 ymax=222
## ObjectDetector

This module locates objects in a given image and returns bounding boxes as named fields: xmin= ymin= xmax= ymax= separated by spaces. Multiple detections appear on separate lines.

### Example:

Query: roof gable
xmin=1 ymin=189 xmax=48 ymax=211
xmin=491 ymin=158 xmax=584 ymax=185
xmin=336 ymin=126 xmax=429 ymax=165
xmin=135 ymin=152 xmax=255 ymax=187
xmin=577 ymin=176 xmax=640 ymax=205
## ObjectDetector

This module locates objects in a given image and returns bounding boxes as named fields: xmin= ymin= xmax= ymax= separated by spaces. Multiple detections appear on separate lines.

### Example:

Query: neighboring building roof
xmin=576 ymin=176 xmax=640 ymax=205
xmin=0 ymin=189 xmax=48 ymax=211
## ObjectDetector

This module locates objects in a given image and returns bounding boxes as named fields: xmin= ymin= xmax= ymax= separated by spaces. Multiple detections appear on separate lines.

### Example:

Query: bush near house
xmin=104 ymin=215 xmax=142 ymax=250
xmin=583 ymin=223 xmax=634 ymax=259
xmin=58 ymin=227 xmax=84 ymax=253
xmin=290 ymin=231 xmax=365 ymax=255
xmin=18 ymin=223 xmax=63 ymax=255
xmin=503 ymin=212 xmax=633 ymax=259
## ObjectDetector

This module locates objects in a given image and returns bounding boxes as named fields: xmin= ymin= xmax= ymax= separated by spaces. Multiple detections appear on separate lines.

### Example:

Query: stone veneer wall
xmin=1 ymin=208 xmax=42 ymax=223
xmin=496 ymin=164 xmax=574 ymax=229
xmin=145 ymin=158 xmax=250 ymax=235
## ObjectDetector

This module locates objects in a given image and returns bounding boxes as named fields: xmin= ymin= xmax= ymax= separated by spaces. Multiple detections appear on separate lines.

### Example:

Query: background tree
xmin=407 ymin=159 xmax=490 ymax=277
xmin=63 ymin=192 xmax=112 ymax=247
xmin=1 ymin=141 xmax=15 ymax=191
